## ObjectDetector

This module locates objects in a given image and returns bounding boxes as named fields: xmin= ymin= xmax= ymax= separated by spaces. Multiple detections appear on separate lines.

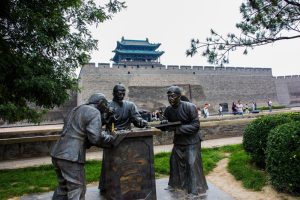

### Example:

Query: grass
xmin=228 ymin=149 xmax=267 ymax=191
xmin=0 ymin=144 xmax=243 ymax=199
xmin=0 ymin=165 xmax=57 ymax=199
xmin=257 ymin=105 xmax=286 ymax=111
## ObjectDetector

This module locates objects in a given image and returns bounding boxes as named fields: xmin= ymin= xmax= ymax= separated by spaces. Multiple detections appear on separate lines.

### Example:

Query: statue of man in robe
xmin=163 ymin=85 xmax=208 ymax=196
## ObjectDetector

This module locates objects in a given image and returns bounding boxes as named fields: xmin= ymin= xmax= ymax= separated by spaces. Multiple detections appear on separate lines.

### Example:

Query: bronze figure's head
xmin=88 ymin=93 xmax=109 ymax=113
xmin=167 ymin=86 xmax=182 ymax=107
xmin=113 ymin=84 xmax=126 ymax=103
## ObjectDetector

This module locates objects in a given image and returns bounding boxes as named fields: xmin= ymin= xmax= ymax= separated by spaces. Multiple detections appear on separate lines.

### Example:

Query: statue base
xmin=100 ymin=127 xmax=160 ymax=200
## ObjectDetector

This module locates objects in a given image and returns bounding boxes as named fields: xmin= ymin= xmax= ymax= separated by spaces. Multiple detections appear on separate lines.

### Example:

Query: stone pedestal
xmin=101 ymin=128 xmax=160 ymax=200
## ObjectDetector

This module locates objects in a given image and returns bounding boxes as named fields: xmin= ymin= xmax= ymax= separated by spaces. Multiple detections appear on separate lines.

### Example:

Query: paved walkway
xmin=21 ymin=178 xmax=234 ymax=200
xmin=0 ymin=136 xmax=242 ymax=170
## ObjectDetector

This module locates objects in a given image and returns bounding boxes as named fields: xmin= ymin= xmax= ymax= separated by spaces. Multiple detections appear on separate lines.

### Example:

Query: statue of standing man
xmin=51 ymin=93 xmax=115 ymax=200
xmin=163 ymin=86 xmax=208 ymax=196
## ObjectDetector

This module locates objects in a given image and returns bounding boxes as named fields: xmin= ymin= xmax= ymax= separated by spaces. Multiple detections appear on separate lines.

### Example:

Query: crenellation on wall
xmin=235 ymin=67 xmax=245 ymax=70
xmin=98 ymin=62 xmax=110 ymax=65
xmin=112 ymin=63 xmax=121 ymax=68
xmin=180 ymin=65 xmax=192 ymax=69
xmin=225 ymin=67 xmax=235 ymax=71
xmin=166 ymin=65 xmax=179 ymax=69
xmin=192 ymin=66 xmax=204 ymax=70
xmin=81 ymin=63 xmax=274 ymax=76
xmin=215 ymin=67 xmax=226 ymax=71
xmin=204 ymin=66 xmax=214 ymax=70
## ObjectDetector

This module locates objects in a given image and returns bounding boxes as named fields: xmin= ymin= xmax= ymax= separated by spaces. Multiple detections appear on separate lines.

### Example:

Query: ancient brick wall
xmin=78 ymin=63 xmax=278 ymax=113
xmin=274 ymin=75 xmax=300 ymax=106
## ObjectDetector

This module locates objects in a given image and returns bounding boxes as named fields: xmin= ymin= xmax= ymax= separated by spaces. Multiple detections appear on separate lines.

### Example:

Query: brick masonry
xmin=78 ymin=63 xmax=286 ymax=113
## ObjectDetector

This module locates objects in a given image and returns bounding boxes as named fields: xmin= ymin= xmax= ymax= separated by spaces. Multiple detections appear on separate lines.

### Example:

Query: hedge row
xmin=243 ymin=112 xmax=300 ymax=194
xmin=267 ymin=121 xmax=300 ymax=194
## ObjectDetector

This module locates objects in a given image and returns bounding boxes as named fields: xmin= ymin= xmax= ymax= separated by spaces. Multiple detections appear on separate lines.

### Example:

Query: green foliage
xmin=154 ymin=152 xmax=171 ymax=176
xmin=257 ymin=105 xmax=286 ymax=111
xmin=187 ymin=0 xmax=300 ymax=65
xmin=201 ymin=148 xmax=223 ymax=175
xmin=0 ymin=0 xmax=125 ymax=123
xmin=85 ymin=160 xmax=102 ymax=183
xmin=266 ymin=121 xmax=300 ymax=194
xmin=228 ymin=150 xmax=267 ymax=191
xmin=243 ymin=112 xmax=300 ymax=168
xmin=0 ymin=165 xmax=57 ymax=200
xmin=218 ymin=144 xmax=243 ymax=153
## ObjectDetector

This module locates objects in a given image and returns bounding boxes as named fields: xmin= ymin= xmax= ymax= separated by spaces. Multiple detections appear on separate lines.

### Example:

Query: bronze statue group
xmin=51 ymin=84 xmax=208 ymax=200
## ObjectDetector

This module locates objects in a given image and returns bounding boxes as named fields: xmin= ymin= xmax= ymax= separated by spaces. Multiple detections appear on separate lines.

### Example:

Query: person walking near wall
xmin=267 ymin=99 xmax=273 ymax=112
xmin=232 ymin=102 xmax=237 ymax=115
xmin=218 ymin=104 xmax=223 ymax=117
xmin=202 ymin=103 xmax=210 ymax=118
xmin=236 ymin=100 xmax=244 ymax=115
xmin=244 ymin=103 xmax=250 ymax=114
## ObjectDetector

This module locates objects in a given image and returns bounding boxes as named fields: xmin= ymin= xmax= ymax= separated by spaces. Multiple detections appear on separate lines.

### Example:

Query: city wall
xmin=273 ymin=75 xmax=300 ymax=107
xmin=78 ymin=63 xmax=278 ymax=112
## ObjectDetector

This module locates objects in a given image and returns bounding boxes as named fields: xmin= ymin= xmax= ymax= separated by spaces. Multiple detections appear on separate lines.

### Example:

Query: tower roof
xmin=116 ymin=37 xmax=161 ymax=50
xmin=112 ymin=37 xmax=164 ymax=64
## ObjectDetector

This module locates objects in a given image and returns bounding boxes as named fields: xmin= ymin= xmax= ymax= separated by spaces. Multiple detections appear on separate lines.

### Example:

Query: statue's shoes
xmin=186 ymin=193 xmax=207 ymax=200
xmin=164 ymin=185 xmax=175 ymax=191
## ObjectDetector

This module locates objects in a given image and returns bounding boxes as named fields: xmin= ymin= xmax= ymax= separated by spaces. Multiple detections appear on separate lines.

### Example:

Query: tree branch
xmin=283 ymin=0 xmax=300 ymax=7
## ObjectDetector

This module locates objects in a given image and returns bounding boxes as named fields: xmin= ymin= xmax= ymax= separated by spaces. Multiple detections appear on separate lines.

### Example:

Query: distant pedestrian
xmin=267 ymin=99 xmax=272 ymax=112
xmin=251 ymin=101 xmax=257 ymax=112
xmin=236 ymin=100 xmax=244 ymax=115
xmin=245 ymin=104 xmax=250 ymax=114
xmin=203 ymin=103 xmax=210 ymax=118
xmin=232 ymin=102 xmax=237 ymax=115
xmin=218 ymin=104 xmax=223 ymax=117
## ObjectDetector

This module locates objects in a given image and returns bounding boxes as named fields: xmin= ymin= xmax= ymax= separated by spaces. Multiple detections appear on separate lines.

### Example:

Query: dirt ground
xmin=207 ymin=158 xmax=300 ymax=200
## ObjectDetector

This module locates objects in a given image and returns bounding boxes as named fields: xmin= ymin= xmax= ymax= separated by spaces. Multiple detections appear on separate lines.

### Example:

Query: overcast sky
xmin=89 ymin=0 xmax=300 ymax=76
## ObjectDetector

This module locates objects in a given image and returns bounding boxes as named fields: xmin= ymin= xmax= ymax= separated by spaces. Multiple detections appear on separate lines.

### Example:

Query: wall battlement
xmin=274 ymin=75 xmax=300 ymax=79
xmin=79 ymin=63 xmax=272 ymax=77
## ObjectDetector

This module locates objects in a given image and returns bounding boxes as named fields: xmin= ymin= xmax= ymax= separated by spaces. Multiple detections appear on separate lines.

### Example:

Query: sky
xmin=89 ymin=0 xmax=300 ymax=77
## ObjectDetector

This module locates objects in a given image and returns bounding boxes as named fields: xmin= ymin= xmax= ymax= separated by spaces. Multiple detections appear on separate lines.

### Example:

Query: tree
xmin=0 ymin=0 xmax=125 ymax=123
xmin=186 ymin=0 xmax=300 ymax=65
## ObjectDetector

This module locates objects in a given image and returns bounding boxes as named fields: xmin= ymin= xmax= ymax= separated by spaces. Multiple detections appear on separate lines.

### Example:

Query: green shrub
xmin=243 ymin=112 xmax=300 ymax=168
xmin=256 ymin=105 xmax=286 ymax=111
xmin=266 ymin=121 xmax=300 ymax=194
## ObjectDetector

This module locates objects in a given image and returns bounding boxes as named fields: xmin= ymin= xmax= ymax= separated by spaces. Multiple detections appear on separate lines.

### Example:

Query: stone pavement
xmin=21 ymin=178 xmax=234 ymax=200
xmin=0 ymin=136 xmax=242 ymax=170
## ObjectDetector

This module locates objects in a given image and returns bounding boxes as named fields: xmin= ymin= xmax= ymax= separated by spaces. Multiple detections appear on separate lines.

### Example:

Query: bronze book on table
xmin=154 ymin=121 xmax=181 ymax=131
